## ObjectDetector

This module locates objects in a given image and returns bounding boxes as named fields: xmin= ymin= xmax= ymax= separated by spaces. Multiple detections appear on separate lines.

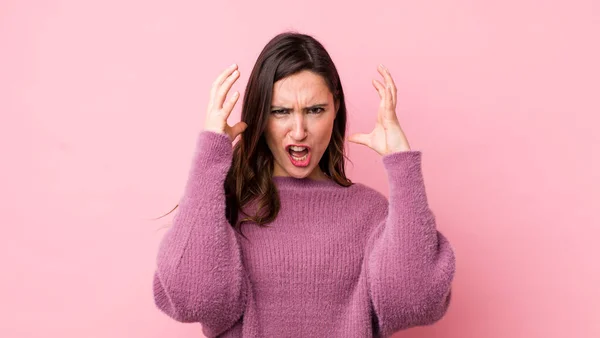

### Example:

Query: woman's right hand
xmin=204 ymin=63 xmax=248 ymax=142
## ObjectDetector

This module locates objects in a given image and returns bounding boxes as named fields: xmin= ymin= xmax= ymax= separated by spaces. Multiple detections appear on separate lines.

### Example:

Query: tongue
xmin=290 ymin=149 xmax=308 ymax=157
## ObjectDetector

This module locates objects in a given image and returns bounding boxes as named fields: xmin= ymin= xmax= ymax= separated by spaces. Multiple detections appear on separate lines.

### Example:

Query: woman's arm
xmin=153 ymin=131 xmax=247 ymax=335
xmin=365 ymin=150 xmax=455 ymax=337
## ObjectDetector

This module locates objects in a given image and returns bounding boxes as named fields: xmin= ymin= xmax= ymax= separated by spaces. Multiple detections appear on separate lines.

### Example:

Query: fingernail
xmin=231 ymin=63 xmax=237 ymax=68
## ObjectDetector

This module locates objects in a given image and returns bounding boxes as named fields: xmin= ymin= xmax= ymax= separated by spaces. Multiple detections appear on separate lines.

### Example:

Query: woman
xmin=153 ymin=32 xmax=455 ymax=338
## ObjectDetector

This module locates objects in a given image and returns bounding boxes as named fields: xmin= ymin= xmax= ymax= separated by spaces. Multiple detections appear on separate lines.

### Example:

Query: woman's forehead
xmin=272 ymin=71 xmax=331 ymax=105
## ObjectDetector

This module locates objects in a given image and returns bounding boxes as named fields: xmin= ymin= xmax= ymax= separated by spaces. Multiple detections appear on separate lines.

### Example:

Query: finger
xmin=228 ymin=121 xmax=248 ymax=141
xmin=386 ymin=84 xmax=395 ymax=114
xmin=378 ymin=64 xmax=397 ymax=107
xmin=372 ymin=79 xmax=385 ymax=100
xmin=348 ymin=132 xmax=371 ymax=147
xmin=372 ymin=79 xmax=387 ymax=123
xmin=215 ymin=69 xmax=240 ymax=109
xmin=221 ymin=91 xmax=240 ymax=118
xmin=373 ymin=80 xmax=386 ymax=103
xmin=209 ymin=63 xmax=238 ymax=108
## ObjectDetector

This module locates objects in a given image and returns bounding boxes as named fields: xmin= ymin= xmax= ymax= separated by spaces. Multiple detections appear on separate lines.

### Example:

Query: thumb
xmin=228 ymin=121 xmax=248 ymax=141
xmin=348 ymin=133 xmax=370 ymax=147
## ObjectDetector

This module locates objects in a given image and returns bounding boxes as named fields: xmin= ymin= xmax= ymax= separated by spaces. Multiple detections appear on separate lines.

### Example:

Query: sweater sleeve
xmin=152 ymin=131 xmax=247 ymax=336
xmin=365 ymin=150 xmax=455 ymax=337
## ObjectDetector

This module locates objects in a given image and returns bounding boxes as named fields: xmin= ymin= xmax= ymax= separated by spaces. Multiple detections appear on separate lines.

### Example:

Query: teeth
xmin=291 ymin=154 xmax=308 ymax=161
xmin=289 ymin=146 xmax=307 ymax=151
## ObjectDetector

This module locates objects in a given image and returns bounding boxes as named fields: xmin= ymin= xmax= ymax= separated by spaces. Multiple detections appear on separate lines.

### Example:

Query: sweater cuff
xmin=195 ymin=131 xmax=233 ymax=162
xmin=381 ymin=150 xmax=424 ymax=188
xmin=382 ymin=150 xmax=422 ymax=169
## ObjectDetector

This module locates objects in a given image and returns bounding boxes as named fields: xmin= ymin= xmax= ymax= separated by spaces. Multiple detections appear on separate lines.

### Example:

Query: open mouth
xmin=287 ymin=145 xmax=311 ymax=167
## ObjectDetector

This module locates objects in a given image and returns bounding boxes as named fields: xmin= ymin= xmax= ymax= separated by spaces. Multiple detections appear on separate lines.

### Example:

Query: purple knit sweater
xmin=153 ymin=131 xmax=455 ymax=337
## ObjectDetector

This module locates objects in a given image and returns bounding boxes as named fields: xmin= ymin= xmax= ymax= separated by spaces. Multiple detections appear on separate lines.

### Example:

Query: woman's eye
xmin=271 ymin=109 xmax=287 ymax=115
xmin=309 ymin=107 xmax=324 ymax=114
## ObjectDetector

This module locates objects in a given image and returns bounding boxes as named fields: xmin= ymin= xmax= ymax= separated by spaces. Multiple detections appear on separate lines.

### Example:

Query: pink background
xmin=2 ymin=0 xmax=599 ymax=337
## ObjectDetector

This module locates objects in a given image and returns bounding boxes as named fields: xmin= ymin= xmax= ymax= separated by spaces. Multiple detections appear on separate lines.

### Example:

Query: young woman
xmin=153 ymin=32 xmax=455 ymax=338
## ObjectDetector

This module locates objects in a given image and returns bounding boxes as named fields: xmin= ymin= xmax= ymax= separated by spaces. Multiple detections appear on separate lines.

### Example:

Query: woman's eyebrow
xmin=270 ymin=103 xmax=329 ymax=109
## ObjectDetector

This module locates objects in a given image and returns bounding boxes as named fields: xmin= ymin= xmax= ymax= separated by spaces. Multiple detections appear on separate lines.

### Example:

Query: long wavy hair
xmin=161 ymin=32 xmax=353 ymax=237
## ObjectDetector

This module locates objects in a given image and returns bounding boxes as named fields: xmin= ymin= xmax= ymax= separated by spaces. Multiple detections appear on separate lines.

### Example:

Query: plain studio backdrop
xmin=1 ymin=1 xmax=599 ymax=337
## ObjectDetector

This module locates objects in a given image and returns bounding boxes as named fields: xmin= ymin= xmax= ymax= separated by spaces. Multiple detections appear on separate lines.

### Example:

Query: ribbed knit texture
xmin=153 ymin=131 xmax=455 ymax=338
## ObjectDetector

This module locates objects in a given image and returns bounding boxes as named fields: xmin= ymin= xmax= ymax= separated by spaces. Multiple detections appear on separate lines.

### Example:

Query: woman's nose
xmin=290 ymin=114 xmax=307 ymax=141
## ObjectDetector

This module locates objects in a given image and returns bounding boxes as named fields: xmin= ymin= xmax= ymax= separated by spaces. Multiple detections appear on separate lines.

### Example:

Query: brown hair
xmin=161 ymin=32 xmax=352 ymax=237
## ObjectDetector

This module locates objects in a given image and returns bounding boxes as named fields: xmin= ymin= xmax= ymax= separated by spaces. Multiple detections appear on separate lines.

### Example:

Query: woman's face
xmin=265 ymin=70 xmax=337 ymax=180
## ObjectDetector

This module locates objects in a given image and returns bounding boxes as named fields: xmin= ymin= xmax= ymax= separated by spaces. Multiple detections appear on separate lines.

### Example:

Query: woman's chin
xmin=277 ymin=164 xmax=316 ymax=179
xmin=287 ymin=168 xmax=312 ymax=179
xmin=273 ymin=153 xmax=323 ymax=179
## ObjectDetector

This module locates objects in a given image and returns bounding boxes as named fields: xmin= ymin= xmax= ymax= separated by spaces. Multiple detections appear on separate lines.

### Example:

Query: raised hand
xmin=204 ymin=63 xmax=248 ymax=142
xmin=348 ymin=64 xmax=411 ymax=155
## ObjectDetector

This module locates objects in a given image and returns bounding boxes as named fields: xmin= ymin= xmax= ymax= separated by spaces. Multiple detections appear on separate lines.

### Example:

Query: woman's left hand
xmin=348 ymin=64 xmax=412 ymax=155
